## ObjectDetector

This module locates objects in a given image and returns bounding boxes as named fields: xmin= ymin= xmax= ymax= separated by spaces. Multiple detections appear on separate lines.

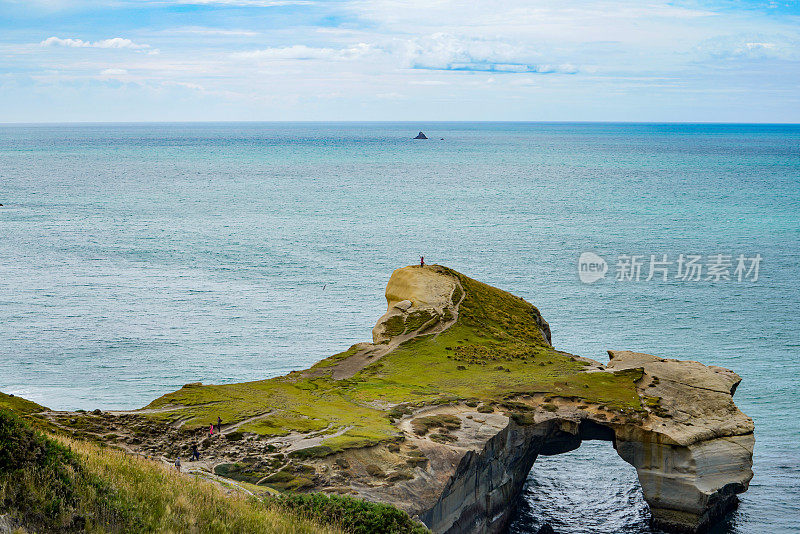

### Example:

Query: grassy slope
xmin=0 ymin=391 xmax=47 ymax=414
xmin=146 ymin=267 xmax=643 ymax=453
xmin=0 ymin=409 xmax=344 ymax=534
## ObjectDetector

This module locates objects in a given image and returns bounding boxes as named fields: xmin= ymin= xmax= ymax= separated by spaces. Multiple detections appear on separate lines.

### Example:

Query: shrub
xmin=411 ymin=415 xmax=460 ymax=436
xmin=0 ymin=409 xmax=137 ymax=533
xmin=275 ymin=493 xmax=429 ymax=534
xmin=429 ymin=433 xmax=456 ymax=443
xmin=290 ymin=445 xmax=334 ymax=459
xmin=510 ymin=412 xmax=536 ymax=425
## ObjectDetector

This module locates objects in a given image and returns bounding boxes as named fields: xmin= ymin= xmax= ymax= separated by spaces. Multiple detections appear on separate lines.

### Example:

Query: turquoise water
xmin=1 ymin=123 xmax=798 ymax=533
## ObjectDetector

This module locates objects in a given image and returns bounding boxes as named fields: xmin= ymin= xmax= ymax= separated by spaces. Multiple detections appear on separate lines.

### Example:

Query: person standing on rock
xmin=191 ymin=444 xmax=200 ymax=461
xmin=209 ymin=423 xmax=214 ymax=436
xmin=217 ymin=416 xmax=222 ymax=433
xmin=420 ymin=256 xmax=425 ymax=267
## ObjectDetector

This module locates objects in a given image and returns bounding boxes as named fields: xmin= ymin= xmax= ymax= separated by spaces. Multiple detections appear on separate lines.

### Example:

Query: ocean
xmin=1 ymin=122 xmax=798 ymax=533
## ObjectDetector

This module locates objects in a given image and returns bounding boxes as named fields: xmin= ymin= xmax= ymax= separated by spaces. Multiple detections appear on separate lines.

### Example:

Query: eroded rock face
xmin=372 ymin=266 xmax=461 ymax=344
xmin=405 ymin=351 xmax=754 ymax=534
xmin=341 ymin=351 xmax=754 ymax=534
xmin=608 ymin=350 xmax=754 ymax=533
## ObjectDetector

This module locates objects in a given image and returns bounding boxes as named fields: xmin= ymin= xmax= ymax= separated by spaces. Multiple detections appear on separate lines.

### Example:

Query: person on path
xmin=420 ymin=256 xmax=425 ymax=267
xmin=191 ymin=444 xmax=200 ymax=461
xmin=174 ymin=456 xmax=181 ymax=472
xmin=217 ymin=416 xmax=222 ymax=433
xmin=209 ymin=423 xmax=214 ymax=436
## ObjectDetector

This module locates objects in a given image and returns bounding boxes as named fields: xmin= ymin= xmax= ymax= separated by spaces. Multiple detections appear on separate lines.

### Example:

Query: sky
xmin=0 ymin=0 xmax=798 ymax=122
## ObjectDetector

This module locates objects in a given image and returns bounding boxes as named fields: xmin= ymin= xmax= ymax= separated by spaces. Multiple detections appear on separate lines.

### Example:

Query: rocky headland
xmin=32 ymin=265 xmax=754 ymax=533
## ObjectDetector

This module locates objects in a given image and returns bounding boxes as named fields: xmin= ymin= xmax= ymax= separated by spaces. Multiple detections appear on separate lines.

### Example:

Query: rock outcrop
xmin=372 ymin=266 xmax=459 ymax=344
xmin=37 ymin=266 xmax=754 ymax=534
xmin=414 ymin=131 xmax=428 ymax=139
xmin=404 ymin=350 xmax=754 ymax=534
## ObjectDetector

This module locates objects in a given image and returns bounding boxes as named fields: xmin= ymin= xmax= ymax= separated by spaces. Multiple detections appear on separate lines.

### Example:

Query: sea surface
xmin=1 ymin=122 xmax=798 ymax=533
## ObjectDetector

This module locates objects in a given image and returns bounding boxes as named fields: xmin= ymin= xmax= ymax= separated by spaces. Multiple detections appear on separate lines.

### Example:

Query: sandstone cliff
xmin=40 ymin=266 xmax=753 ymax=533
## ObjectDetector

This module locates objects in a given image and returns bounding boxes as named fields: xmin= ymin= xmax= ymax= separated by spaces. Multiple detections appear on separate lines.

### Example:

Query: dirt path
xmin=307 ymin=279 xmax=465 ymax=381
xmin=284 ymin=424 xmax=353 ymax=453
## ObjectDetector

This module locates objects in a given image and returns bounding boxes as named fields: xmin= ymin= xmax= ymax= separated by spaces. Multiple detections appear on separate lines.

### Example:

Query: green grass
xmin=147 ymin=377 xmax=400 ymax=454
xmin=346 ymin=270 xmax=642 ymax=411
xmin=0 ymin=391 xmax=47 ymax=414
xmin=240 ymin=414 xmax=329 ymax=436
xmin=0 ymin=409 xmax=347 ymax=533
xmin=142 ymin=266 xmax=645 ymax=454
xmin=275 ymin=493 xmax=429 ymax=534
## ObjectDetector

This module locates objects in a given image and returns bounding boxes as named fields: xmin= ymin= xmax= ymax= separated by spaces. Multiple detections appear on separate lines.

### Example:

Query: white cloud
xmin=97 ymin=68 xmax=131 ymax=81
xmin=232 ymin=43 xmax=374 ymax=61
xmin=346 ymin=0 xmax=716 ymax=40
xmin=375 ymin=91 xmax=404 ymax=99
xmin=399 ymin=33 xmax=578 ymax=74
xmin=699 ymin=34 xmax=799 ymax=60
xmin=162 ymin=80 xmax=206 ymax=91
xmin=231 ymin=36 xmax=574 ymax=73
xmin=41 ymin=37 xmax=152 ymax=50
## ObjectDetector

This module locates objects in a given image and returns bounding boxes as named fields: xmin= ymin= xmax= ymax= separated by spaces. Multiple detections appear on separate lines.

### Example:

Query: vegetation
xmin=411 ymin=415 xmax=461 ymax=436
xmin=142 ymin=266 xmax=645 ymax=455
xmin=0 ymin=391 xmax=47 ymax=415
xmin=276 ymin=493 xmax=429 ymax=534
xmin=0 ymin=409 xmax=343 ymax=533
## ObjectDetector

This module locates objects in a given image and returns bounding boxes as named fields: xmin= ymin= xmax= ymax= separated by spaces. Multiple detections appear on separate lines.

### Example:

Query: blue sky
xmin=0 ymin=0 xmax=798 ymax=122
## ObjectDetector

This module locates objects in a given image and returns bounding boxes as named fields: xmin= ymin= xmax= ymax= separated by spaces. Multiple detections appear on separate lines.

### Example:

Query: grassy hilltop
xmin=145 ymin=266 xmax=644 ymax=455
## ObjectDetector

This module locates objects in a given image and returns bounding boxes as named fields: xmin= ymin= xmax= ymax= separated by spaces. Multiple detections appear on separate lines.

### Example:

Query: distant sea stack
xmin=413 ymin=131 xmax=428 ymax=139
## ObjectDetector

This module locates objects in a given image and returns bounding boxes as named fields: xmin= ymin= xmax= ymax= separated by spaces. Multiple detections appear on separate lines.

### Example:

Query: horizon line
xmin=2 ymin=120 xmax=800 ymax=126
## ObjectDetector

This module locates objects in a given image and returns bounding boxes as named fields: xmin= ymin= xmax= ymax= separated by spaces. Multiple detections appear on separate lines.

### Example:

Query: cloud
xmin=400 ymin=33 xmax=578 ymax=74
xmin=232 ymin=43 xmax=373 ymax=61
xmin=41 ymin=37 xmax=152 ymax=50
xmin=346 ymin=0 xmax=715 ymax=39
xmin=699 ymin=34 xmax=800 ymax=60
xmin=231 ymin=37 xmax=574 ymax=73
xmin=97 ymin=68 xmax=131 ymax=81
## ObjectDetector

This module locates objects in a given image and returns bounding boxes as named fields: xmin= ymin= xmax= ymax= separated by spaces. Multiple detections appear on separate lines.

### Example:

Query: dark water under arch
xmin=507 ymin=440 xmax=746 ymax=534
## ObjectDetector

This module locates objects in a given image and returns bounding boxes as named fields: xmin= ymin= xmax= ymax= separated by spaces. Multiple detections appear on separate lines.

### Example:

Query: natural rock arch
xmin=417 ymin=376 xmax=754 ymax=534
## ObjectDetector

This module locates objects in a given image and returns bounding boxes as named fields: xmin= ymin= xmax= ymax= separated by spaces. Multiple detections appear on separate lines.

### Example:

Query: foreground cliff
xmin=40 ymin=265 xmax=754 ymax=533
